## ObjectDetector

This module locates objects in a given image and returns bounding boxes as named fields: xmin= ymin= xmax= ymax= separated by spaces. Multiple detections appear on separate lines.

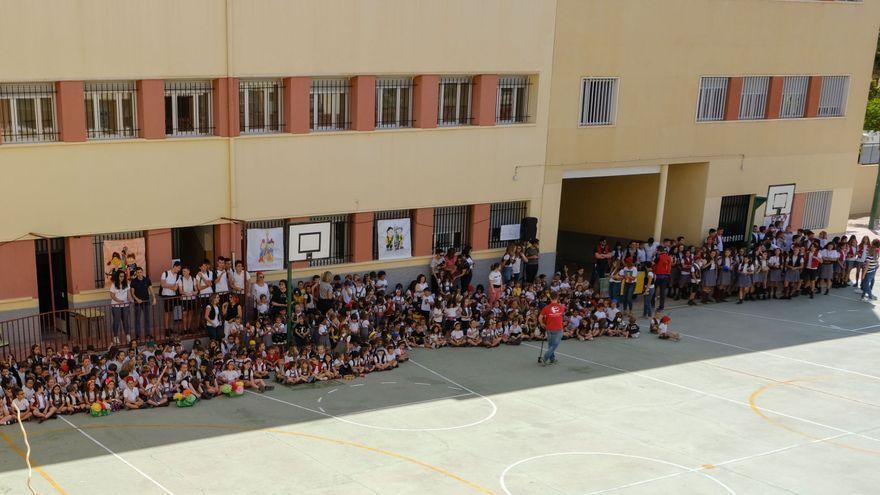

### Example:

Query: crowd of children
xmin=2 ymin=223 xmax=872 ymax=424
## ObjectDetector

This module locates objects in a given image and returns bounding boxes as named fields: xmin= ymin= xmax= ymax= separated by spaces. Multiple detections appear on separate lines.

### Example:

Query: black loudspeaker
xmin=520 ymin=217 xmax=538 ymax=242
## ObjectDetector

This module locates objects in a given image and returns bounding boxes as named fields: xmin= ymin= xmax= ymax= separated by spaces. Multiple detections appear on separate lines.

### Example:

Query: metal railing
xmin=0 ymin=82 xmax=59 ymax=143
xmin=0 ymin=291 xmax=254 ymax=360
xmin=433 ymin=205 xmax=471 ymax=252
xmin=84 ymin=81 xmax=139 ymax=139
xmin=489 ymin=201 xmax=527 ymax=249
xmin=860 ymin=142 xmax=880 ymax=165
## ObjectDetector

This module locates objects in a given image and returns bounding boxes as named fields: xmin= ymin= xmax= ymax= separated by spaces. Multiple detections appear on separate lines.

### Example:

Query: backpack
xmin=162 ymin=271 xmax=180 ymax=296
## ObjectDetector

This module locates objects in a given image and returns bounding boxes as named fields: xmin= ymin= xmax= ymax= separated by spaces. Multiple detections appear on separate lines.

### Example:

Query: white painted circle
xmin=499 ymin=452 xmax=736 ymax=495
xmin=318 ymin=380 xmax=497 ymax=432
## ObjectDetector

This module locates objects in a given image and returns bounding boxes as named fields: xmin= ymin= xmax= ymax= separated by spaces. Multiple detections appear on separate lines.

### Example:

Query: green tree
xmin=866 ymin=96 xmax=880 ymax=132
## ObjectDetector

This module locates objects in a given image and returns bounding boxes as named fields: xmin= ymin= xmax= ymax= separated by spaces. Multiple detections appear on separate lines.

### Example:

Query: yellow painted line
xmin=748 ymin=379 xmax=880 ymax=457
xmin=0 ymin=431 xmax=69 ymax=495
xmin=31 ymin=423 xmax=496 ymax=495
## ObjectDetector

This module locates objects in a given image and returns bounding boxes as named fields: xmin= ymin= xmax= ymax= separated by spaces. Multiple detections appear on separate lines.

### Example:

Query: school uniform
xmin=768 ymin=256 xmax=783 ymax=283
xmin=737 ymin=263 xmax=754 ymax=288
xmin=702 ymin=260 xmax=718 ymax=288
xmin=720 ymin=257 xmax=733 ymax=286
xmin=753 ymin=260 xmax=768 ymax=284
xmin=819 ymin=250 xmax=838 ymax=280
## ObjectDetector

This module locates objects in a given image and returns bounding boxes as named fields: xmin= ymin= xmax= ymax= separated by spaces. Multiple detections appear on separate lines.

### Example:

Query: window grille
xmin=779 ymin=76 xmax=809 ymax=119
xmin=239 ymin=79 xmax=283 ymax=134
xmin=739 ymin=76 xmax=769 ymax=120
xmin=84 ymin=81 xmax=138 ymax=139
xmin=803 ymin=191 xmax=833 ymax=230
xmin=93 ymin=231 xmax=144 ymax=288
xmin=375 ymin=78 xmax=413 ymax=129
xmin=165 ymin=80 xmax=213 ymax=136
xmin=489 ymin=202 xmax=528 ymax=249
xmin=696 ymin=77 xmax=728 ymax=122
xmin=818 ymin=76 xmax=849 ymax=117
xmin=306 ymin=214 xmax=351 ymax=267
xmin=310 ymin=79 xmax=350 ymax=131
xmin=496 ymin=76 xmax=529 ymax=124
xmin=579 ymin=77 xmax=618 ymax=126
xmin=0 ymin=83 xmax=58 ymax=143
xmin=438 ymin=76 xmax=472 ymax=126
xmin=433 ymin=206 xmax=471 ymax=252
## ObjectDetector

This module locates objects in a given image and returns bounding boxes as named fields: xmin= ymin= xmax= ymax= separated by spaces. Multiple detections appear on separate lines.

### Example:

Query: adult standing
xmin=130 ymin=267 xmax=156 ymax=340
xmin=214 ymin=256 xmax=230 ymax=303
xmin=251 ymin=272 xmax=271 ymax=313
xmin=203 ymin=294 xmax=223 ymax=342
xmin=317 ymin=271 xmax=335 ymax=314
xmin=860 ymin=239 xmax=880 ymax=301
xmin=109 ymin=270 xmax=132 ymax=345
xmin=488 ymin=263 xmax=504 ymax=303
xmin=230 ymin=260 xmax=249 ymax=315
xmin=159 ymin=261 xmax=181 ymax=331
xmin=620 ymin=258 xmax=638 ymax=312
xmin=539 ymin=291 xmax=566 ymax=365
xmin=459 ymin=246 xmax=474 ymax=292
xmin=591 ymin=238 xmax=611 ymax=290
xmin=524 ymin=239 xmax=540 ymax=283
xmin=654 ymin=247 xmax=672 ymax=311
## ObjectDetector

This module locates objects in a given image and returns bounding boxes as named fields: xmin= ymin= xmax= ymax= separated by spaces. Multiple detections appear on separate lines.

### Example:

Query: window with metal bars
xmin=164 ymin=80 xmax=213 ymax=136
xmin=489 ymin=202 xmax=528 ymax=249
xmin=310 ymin=79 xmax=350 ymax=131
xmin=739 ymin=76 xmax=769 ymax=120
xmin=579 ymin=77 xmax=618 ymax=126
xmin=818 ymin=76 xmax=849 ymax=117
xmin=496 ymin=76 xmax=529 ymax=124
xmin=803 ymin=191 xmax=833 ymax=230
xmin=373 ymin=209 xmax=412 ymax=259
xmin=305 ymin=215 xmax=351 ymax=267
xmin=438 ymin=76 xmax=472 ymax=126
xmin=779 ymin=76 xmax=809 ymax=119
xmin=0 ymin=83 xmax=58 ymax=143
xmin=239 ymin=79 xmax=283 ymax=134
xmin=696 ymin=77 xmax=728 ymax=122
xmin=93 ymin=231 xmax=144 ymax=288
xmin=375 ymin=78 xmax=413 ymax=129
xmin=433 ymin=206 xmax=471 ymax=252
xmin=84 ymin=81 xmax=138 ymax=139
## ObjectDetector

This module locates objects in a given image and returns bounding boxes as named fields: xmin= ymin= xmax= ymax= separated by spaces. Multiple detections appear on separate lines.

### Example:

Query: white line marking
xmin=851 ymin=324 xmax=880 ymax=332
xmin=413 ymin=382 xmax=431 ymax=386
xmin=522 ymin=343 xmax=880 ymax=444
xmin=328 ymin=388 xmax=338 ymax=394
xmin=248 ymin=361 xmax=497 ymax=432
xmin=681 ymin=332 xmax=880 ymax=382
xmin=318 ymin=406 xmax=325 ymax=413
xmin=693 ymin=306 xmax=877 ymax=335
xmin=447 ymin=386 xmax=463 ymax=391
xmin=317 ymin=397 xmax=322 ymax=403
xmin=499 ymin=452 xmax=735 ymax=495
xmin=350 ymin=383 xmax=365 ymax=388
xmin=60 ymin=416 xmax=175 ymax=495
xmin=380 ymin=381 xmax=397 ymax=385
xmin=342 ymin=393 xmax=474 ymax=416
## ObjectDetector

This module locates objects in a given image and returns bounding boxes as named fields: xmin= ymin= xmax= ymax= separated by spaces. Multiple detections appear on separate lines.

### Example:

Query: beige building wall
xmin=0 ymin=0 xmax=556 ymax=242
xmin=851 ymin=164 xmax=878 ymax=215
xmin=546 ymin=0 xmax=880 ymax=241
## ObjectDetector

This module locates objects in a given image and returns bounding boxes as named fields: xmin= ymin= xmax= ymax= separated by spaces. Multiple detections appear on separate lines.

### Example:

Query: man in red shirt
xmin=654 ymin=247 xmax=672 ymax=312
xmin=539 ymin=291 xmax=566 ymax=365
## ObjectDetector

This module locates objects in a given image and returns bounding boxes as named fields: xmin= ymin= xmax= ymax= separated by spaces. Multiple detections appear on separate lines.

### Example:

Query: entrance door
xmin=718 ymin=194 xmax=752 ymax=247
xmin=35 ymin=238 xmax=68 ymax=314
xmin=172 ymin=226 xmax=215 ymax=271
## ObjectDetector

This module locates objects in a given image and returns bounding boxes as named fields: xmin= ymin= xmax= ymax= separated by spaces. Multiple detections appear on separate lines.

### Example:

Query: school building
xmin=0 ymin=0 xmax=877 ymax=320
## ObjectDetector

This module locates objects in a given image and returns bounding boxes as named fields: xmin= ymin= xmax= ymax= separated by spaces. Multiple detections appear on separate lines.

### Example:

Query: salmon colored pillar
xmin=765 ymin=76 xmax=784 ymax=119
xmin=789 ymin=193 xmax=807 ymax=231
xmin=145 ymin=229 xmax=173 ymax=283
xmin=413 ymin=75 xmax=439 ymax=129
xmin=468 ymin=204 xmax=491 ymax=252
xmin=213 ymin=78 xmax=230 ymax=137
xmin=136 ymin=79 xmax=166 ymax=139
xmin=65 ymin=236 xmax=95 ymax=293
xmin=55 ymin=81 xmax=87 ymax=142
xmin=471 ymin=75 xmax=498 ymax=126
xmin=350 ymin=212 xmax=375 ymax=263
xmin=213 ymin=223 xmax=243 ymax=262
xmin=724 ymin=77 xmax=743 ymax=121
xmin=284 ymin=77 xmax=311 ymax=134
xmin=350 ymin=76 xmax=376 ymax=131
xmin=412 ymin=208 xmax=435 ymax=257
xmin=805 ymin=76 xmax=823 ymax=118
xmin=0 ymin=240 xmax=38 ymax=300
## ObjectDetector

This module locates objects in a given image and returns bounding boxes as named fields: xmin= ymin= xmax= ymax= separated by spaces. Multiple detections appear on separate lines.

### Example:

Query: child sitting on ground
xmin=656 ymin=315 xmax=680 ymax=341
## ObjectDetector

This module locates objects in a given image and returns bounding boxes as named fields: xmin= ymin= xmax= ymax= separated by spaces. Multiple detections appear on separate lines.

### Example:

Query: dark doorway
xmin=35 ymin=238 xmax=68 ymax=315
xmin=718 ymin=194 xmax=753 ymax=247
xmin=172 ymin=226 xmax=215 ymax=271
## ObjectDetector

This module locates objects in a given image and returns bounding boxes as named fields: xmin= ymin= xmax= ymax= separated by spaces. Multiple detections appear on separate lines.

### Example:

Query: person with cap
xmin=538 ymin=290 xmax=566 ymax=365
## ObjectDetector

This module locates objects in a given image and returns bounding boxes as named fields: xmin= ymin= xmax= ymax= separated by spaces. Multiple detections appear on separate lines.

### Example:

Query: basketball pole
xmin=286 ymin=220 xmax=293 ymax=346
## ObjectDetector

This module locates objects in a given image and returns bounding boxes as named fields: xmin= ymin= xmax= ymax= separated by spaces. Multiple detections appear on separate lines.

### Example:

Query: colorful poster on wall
xmin=246 ymin=227 xmax=284 ymax=271
xmin=103 ymin=237 xmax=147 ymax=286
xmin=377 ymin=218 xmax=412 ymax=260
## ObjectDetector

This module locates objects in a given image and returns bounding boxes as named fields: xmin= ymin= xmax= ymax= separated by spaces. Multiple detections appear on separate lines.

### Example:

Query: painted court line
xmin=59 ymin=417 xmax=174 ymax=495
xmin=680 ymin=332 xmax=880 ymax=382
xmin=350 ymin=393 xmax=474 ymax=416
xmin=522 ymin=343 xmax=880 ymax=444
xmin=691 ymin=306 xmax=879 ymax=336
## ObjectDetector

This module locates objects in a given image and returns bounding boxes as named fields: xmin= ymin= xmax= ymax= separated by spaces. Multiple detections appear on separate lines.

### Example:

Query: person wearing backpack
xmin=160 ymin=262 xmax=182 ymax=332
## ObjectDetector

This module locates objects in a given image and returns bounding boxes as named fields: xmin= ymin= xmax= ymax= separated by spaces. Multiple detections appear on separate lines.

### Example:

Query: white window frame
xmin=696 ymin=77 xmax=728 ymax=122
xmin=738 ymin=76 xmax=769 ymax=120
xmin=375 ymin=77 xmax=413 ymax=129
xmin=579 ymin=77 xmax=619 ymax=126
xmin=818 ymin=75 xmax=849 ymax=118
xmin=779 ymin=75 xmax=809 ymax=119
xmin=84 ymin=82 xmax=137 ymax=140
xmin=438 ymin=76 xmax=472 ymax=126
xmin=164 ymin=80 xmax=213 ymax=137
xmin=310 ymin=78 xmax=349 ymax=132
xmin=0 ymin=83 xmax=57 ymax=143
xmin=496 ymin=75 xmax=529 ymax=124
xmin=239 ymin=79 xmax=283 ymax=134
